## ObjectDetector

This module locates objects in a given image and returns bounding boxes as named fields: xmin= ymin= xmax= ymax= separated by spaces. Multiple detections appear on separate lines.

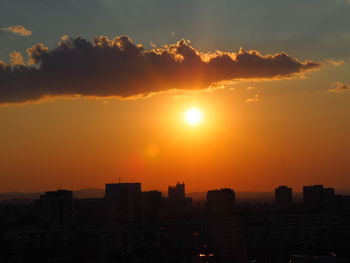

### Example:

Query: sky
xmin=0 ymin=0 xmax=350 ymax=193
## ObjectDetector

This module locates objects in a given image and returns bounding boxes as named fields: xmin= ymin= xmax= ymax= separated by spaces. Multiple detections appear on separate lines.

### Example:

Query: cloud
xmin=9 ymin=52 xmax=25 ymax=66
xmin=329 ymin=82 xmax=350 ymax=93
xmin=1 ymin=25 xmax=32 ymax=36
xmin=0 ymin=35 xmax=321 ymax=105
xmin=326 ymin=59 xmax=344 ymax=66
xmin=245 ymin=94 xmax=261 ymax=103
xmin=246 ymin=86 xmax=256 ymax=90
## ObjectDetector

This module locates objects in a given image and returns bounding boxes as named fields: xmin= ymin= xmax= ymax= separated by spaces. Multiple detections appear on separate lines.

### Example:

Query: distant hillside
xmin=0 ymin=188 xmax=105 ymax=202
xmin=0 ymin=192 xmax=42 ymax=201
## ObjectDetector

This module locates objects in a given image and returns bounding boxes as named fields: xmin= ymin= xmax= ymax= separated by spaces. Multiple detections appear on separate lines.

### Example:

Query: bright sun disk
xmin=184 ymin=107 xmax=203 ymax=126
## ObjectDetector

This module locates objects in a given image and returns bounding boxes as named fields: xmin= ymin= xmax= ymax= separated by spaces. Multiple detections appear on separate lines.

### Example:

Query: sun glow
xmin=184 ymin=107 xmax=203 ymax=126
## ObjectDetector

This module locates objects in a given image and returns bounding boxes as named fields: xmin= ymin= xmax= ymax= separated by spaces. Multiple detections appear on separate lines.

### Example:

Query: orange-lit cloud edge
xmin=1 ymin=25 xmax=32 ymax=36
xmin=0 ymin=35 xmax=330 ymax=106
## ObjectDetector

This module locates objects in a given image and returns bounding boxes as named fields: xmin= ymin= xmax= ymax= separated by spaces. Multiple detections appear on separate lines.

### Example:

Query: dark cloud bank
xmin=0 ymin=35 xmax=321 ymax=104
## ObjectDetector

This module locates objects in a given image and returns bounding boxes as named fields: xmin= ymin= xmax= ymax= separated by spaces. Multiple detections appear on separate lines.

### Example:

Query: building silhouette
xmin=168 ymin=182 xmax=185 ymax=199
xmin=303 ymin=185 xmax=336 ymax=211
xmin=105 ymin=182 xmax=142 ymax=222
xmin=303 ymin=185 xmax=335 ymax=202
xmin=37 ymin=189 xmax=74 ymax=226
xmin=275 ymin=185 xmax=293 ymax=208
xmin=304 ymin=185 xmax=324 ymax=203
xmin=142 ymin=190 xmax=162 ymax=221
xmin=207 ymin=188 xmax=235 ymax=214
xmin=163 ymin=182 xmax=192 ymax=215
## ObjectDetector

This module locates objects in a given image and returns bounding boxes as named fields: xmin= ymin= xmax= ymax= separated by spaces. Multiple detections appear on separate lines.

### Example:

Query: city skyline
xmin=0 ymin=180 xmax=343 ymax=200
xmin=1 ymin=181 xmax=349 ymax=262
xmin=0 ymin=179 xmax=346 ymax=196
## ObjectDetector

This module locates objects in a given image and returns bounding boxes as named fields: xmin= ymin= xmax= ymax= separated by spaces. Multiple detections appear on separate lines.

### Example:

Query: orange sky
xmin=1 ymin=82 xmax=349 ymax=193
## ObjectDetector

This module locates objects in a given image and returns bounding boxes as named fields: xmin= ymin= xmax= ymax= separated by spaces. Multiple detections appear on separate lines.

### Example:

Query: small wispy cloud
xmin=245 ymin=94 xmax=261 ymax=103
xmin=326 ymin=60 xmax=344 ymax=66
xmin=1 ymin=25 xmax=32 ymax=36
xmin=246 ymin=86 xmax=256 ymax=91
xmin=329 ymin=82 xmax=350 ymax=93
xmin=61 ymin=35 xmax=69 ymax=41
xmin=150 ymin=42 xmax=157 ymax=48
xmin=9 ymin=52 xmax=25 ymax=66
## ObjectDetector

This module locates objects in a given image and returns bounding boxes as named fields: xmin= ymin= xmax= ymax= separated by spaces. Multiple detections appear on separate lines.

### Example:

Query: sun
xmin=184 ymin=107 xmax=203 ymax=126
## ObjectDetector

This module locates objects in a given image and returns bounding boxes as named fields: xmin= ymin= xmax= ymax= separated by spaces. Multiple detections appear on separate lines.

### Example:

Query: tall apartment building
xmin=168 ymin=182 xmax=185 ymax=199
xmin=105 ymin=183 xmax=142 ymax=221
xmin=207 ymin=188 xmax=235 ymax=214
xmin=275 ymin=186 xmax=293 ymax=208
xmin=38 ymin=189 xmax=74 ymax=226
